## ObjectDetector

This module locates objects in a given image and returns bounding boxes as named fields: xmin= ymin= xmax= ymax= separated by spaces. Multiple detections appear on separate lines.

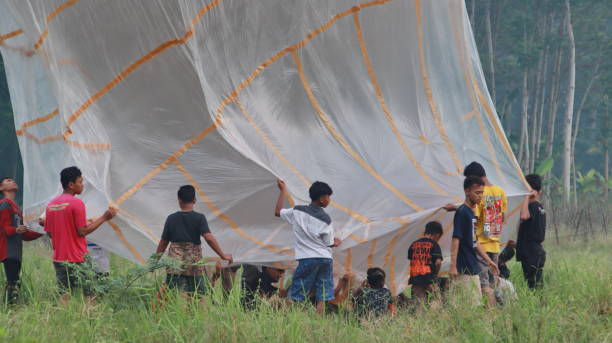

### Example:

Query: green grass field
xmin=0 ymin=236 xmax=609 ymax=343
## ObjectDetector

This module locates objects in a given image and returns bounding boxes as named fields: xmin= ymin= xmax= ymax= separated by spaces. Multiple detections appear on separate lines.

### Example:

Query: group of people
xmin=0 ymin=161 xmax=547 ymax=316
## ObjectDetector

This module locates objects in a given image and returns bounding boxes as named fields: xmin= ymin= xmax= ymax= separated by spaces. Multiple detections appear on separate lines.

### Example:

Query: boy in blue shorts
xmin=275 ymin=180 xmax=342 ymax=314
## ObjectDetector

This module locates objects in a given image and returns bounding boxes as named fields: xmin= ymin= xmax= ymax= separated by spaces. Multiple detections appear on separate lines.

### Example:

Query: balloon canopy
xmin=0 ymin=0 xmax=528 ymax=294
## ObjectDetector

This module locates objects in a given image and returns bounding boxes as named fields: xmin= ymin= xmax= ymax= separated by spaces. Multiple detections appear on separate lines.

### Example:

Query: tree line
xmin=467 ymin=0 xmax=610 ymax=204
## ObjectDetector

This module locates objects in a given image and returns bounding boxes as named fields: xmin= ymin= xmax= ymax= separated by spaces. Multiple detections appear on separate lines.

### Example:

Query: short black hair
xmin=525 ymin=174 xmax=542 ymax=191
xmin=60 ymin=166 xmax=82 ymax=189
xmin=424 ymin=221 xmax=443 ymax=236
xmin=463 ymin=175 xmax=485 ymax=190
xmin=309 ymin=181 xmax=333 ymax=201
xmin=178 ymin=185 xmax=196 ymax=203
xmin=366 ymin=267 xmax=386 ymax=288
xmin=0 ymin=177 xmax=10 ymax=195
xmin=463 ymin=161 xmax=486 ymax=178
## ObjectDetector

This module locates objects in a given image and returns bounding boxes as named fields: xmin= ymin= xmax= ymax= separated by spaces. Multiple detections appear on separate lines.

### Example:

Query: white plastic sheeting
xmin=0 ymin=0 xmax=528 ymax=294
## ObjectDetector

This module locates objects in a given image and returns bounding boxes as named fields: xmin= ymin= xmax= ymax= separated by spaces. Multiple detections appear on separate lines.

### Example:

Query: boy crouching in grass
xmin=407 ymin=221 xmax=444 ymax=304
xmin=275 ymin=180 xmax=341 ymax=315
xmin=352 ymin=268 xmax=394 ymax=318
xmin=155 ymin=185 xmax=232 ymax=295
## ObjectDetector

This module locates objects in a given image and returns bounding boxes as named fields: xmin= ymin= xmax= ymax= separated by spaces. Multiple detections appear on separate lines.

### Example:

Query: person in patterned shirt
xmin=352 ymin=268 xmax=394 ymax=318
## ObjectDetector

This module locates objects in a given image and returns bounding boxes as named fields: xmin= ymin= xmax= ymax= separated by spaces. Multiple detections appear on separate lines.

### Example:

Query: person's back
xmin=353 ymin=287 xmax=392 ymax=317
xmin=155 ymin=185 xmax=232 ymax=295
xmin=408 ymin=221 xmax=444 ymax=302
xmin=285 ymin=205 xmax=333 ymax=260
xmin=275 ymin=180 xmax=341 ymax=315
xmin=162 ymin=210 xmax=210 ymax=291
xmin=516 ymin=203 xmax=545 ymax=255
xmin=516 ymin=174 xmax=546 ymax=289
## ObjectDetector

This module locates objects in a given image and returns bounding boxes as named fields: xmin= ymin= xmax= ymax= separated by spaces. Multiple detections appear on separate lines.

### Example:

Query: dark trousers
xmin=521 ymin=257 xmax=545 ymax=289
xmin=3 ymin=259 xmax=22 ymax=304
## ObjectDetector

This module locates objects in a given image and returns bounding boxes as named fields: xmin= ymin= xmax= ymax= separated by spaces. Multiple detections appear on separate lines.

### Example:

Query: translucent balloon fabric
xmin=0 ymin=0 xmax=528 ymax=294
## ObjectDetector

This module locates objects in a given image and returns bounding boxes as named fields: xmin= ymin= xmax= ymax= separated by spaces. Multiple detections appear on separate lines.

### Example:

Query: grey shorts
xmin=477 ymin=252 xmax=499 ymax=288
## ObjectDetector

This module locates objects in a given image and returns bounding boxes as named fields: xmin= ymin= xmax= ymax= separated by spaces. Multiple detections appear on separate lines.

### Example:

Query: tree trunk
xmin=519 ymin=70 xmax=530 ymax=169
xmin=561 ymin=0 xmax=576 ymax=205
xmin=505 ymin=101 xmax=514 ymax=138
xmin=571 ymin=63 xmax=600 ymax=153
xmin=532 ymin=11 xmax=551 ymax=170
xmin=605 ymin=98 xmax=609 ymax=202
xmin=571 ymin=154 xmax=578 ymax=208
xmin=470 ymin=0 xmax=476 ymax=33
xmin=605 ymin=146 xmax=609 ymax=202
xmin=546 ymin=47 xmax=563 ymax=158
xmin=530 ymin=49 xmax=545 ymax=172
xmin=535 ymin=47 xmax=549 ymax=165
xmin=544 ymin=32 xmax=563 ymax=179
xmin=485 ymin=0 xmax=496 ymax=105
xmin=569 ymin=64 xmax=598 ymax=207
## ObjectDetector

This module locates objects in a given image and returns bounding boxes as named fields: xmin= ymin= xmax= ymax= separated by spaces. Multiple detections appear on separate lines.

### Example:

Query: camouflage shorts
xmin=167 ymin=242 xmax=206 ymax=276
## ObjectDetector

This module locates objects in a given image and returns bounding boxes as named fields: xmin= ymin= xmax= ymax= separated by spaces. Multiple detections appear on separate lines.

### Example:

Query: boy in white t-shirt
xmin=274 ymin=180 xmax=341 ymax=314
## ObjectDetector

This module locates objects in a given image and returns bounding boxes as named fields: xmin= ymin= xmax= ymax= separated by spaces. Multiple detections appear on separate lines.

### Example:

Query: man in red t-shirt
xmin=0 ymin=177 xmax=43 ymax=304
xmin=44 ymin=166 xmax=116 ymax=300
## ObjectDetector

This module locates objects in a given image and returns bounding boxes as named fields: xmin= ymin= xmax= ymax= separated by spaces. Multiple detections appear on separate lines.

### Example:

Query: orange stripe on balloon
xmin=107 ymin=220 xmax=146 ymax=264
xmin=0 ymin=29 xmax=24 ymax=44
xmin=415 ymin=0 xmax=464 ymax=174
xmin=353 ymin=11 xmax=458 ymax=201
xmin=33 ymin=0 xmax=81 ymax=50
xmin=293 ymin=50 xmax=423 ymax=212
xmin=173 ymin=159 xmax=293 ymax=256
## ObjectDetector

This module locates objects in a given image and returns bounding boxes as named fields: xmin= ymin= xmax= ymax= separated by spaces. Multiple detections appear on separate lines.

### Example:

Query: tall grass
xmin=0 ymin=236 xmax=609 ymax=342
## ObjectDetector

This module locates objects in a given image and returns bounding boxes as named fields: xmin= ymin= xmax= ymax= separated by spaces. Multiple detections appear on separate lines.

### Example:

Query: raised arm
xmin=274 ymin=180 xmax=287 ymax=217
xmin=519 ymin=191 xmax=536 ymax=221
xmin=442 ymin=203 xmax=459 ymax=212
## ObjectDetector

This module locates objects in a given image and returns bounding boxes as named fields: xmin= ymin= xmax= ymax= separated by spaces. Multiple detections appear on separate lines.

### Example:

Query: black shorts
xmin=166 ymin=274 xmax=209 ymax=295
xmin=53 ymin=262 xmax=94 ymax=297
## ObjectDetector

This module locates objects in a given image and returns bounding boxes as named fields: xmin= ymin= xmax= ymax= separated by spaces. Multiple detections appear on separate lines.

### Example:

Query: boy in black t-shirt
xmin=155 ymin=185 xmax=233 ymax=294
xmin=407 ymin=221 xmax=443 ymax=303
xmin=517 ymin=174 xmax=546 ymax=289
